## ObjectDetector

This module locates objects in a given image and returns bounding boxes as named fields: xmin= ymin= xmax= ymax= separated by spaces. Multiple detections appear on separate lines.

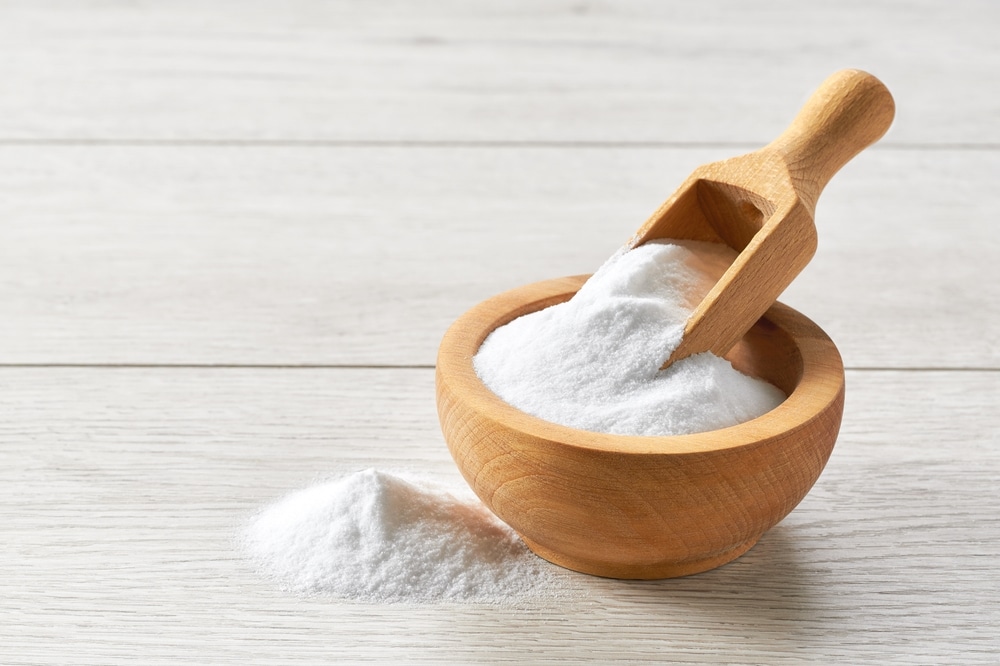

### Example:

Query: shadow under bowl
xmin=436 ymin=275 xmax=845 ymax=579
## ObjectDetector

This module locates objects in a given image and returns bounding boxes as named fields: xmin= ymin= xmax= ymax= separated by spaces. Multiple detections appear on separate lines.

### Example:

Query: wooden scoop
xmin=634 ymin=69 xmax=895 ymax=368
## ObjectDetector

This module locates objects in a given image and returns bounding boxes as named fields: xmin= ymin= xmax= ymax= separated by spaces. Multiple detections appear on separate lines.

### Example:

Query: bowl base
xmin=519 ymin=534 xmax=760 ymax=580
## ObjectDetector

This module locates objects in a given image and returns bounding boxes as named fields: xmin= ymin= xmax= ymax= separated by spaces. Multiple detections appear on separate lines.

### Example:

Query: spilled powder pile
xmin=474 ymin=240 xmax=787 ymax=436
xmin=242 ymin=469 xmax=556 ymax=603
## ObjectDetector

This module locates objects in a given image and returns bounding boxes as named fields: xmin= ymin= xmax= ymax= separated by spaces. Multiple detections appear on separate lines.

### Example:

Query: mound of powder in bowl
xmin=241 ymin=469 xmax=558 ymax=603
xmin=473 ymin=240 xmax=787 ymax=436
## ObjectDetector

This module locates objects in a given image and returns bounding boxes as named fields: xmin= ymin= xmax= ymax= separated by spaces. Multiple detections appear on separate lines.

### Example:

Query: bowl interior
xmin=437 ymin=274 xmax=842 ymax=455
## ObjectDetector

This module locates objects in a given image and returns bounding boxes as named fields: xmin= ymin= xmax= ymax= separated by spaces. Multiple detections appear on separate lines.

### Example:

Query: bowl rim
xmin=437 ymin=274 xmax=845 ymax=455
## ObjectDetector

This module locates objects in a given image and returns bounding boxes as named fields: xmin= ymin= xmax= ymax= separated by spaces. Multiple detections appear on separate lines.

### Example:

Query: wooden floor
xmin=2 ymin=2 xmax=998 ymax=664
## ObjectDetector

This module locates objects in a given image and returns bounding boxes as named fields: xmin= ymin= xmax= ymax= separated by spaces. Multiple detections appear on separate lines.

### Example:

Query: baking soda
xmin=244 ymin=241 xmax=786 ymax=599
xmin=474 ymin=240 xmax=786 ymax=436
xmin=242 ymin=469 xmax=557 ymax=603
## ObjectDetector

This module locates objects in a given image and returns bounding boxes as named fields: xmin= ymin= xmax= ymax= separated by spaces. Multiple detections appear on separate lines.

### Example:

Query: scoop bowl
xmin=436 ymin=275 xmax=845 ymax=579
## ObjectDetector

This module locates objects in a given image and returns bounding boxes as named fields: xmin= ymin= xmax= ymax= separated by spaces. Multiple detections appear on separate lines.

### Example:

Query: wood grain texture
xmin=2 ymin=1 xmax=998 ymax=663
xmin=0 ymin=146 xmax=996 ymax=368
xmin=0 ymin=1 xmax=996 ymax=144
xmin=436 ymin=276 xmax=845 ymax=578
xmin=1 ymin=368 xmax=997 ymax=664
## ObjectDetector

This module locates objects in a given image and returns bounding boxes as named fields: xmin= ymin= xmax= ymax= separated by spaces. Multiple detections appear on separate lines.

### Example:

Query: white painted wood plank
xmin=0 ymin=1 xmax=996 ymax=144
xmin=0 ymin=146 xmax=996 ymax=367
xmin=1 ymin=368 xmax=997 ymax=664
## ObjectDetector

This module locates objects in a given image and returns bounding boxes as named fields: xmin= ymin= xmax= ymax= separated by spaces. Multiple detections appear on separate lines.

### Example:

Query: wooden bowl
xmin=436 ymin=275 xmax=845 ymax=579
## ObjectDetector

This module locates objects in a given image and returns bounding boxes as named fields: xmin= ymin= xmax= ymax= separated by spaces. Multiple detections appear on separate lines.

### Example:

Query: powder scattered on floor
xmin=241 ymin=469 xmax=557 ymax=603
xmin=474 ymin=240 xmax=786 ymax=436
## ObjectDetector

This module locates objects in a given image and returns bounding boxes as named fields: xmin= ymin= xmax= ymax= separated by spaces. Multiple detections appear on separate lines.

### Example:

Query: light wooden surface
xmin=2 ymin=2 xmax=998 ymax=664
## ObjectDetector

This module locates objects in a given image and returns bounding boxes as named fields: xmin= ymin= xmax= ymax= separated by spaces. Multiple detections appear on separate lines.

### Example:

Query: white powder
xmin=242 ymin=469 xmax=557 ymax=603
xmin=242 ymin=242 xmax=785 ymax=599
xmin=474 ymin=240 xmax=787 ymax=436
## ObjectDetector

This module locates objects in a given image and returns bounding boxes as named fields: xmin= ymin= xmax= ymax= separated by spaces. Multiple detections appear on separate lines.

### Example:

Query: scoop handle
xmin=767 ymin=69 xmax=895 ymax=207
